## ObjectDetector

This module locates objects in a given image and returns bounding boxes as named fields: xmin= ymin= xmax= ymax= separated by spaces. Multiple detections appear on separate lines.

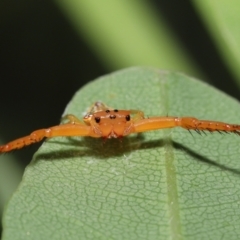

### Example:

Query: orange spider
xmin=0 ymin=102 xmax=240 ymax=153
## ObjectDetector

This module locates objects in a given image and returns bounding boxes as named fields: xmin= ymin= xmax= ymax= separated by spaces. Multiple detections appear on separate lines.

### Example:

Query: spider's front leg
xmin=178 ymin=117 xmax=240 ymax=133
xmin=132 ymin=116 xmax=240 ymax=134
xmin=0 ymin=120 xmax=95 ymax=153
xmin=132 ymin=116 xmax=178 ymax=133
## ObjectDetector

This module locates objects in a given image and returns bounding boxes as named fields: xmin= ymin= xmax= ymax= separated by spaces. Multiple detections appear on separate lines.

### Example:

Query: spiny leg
xmin=179 ymin=117 xmax=240 ymax=134
xmin=0 ymin=129 xmax=49 ymax=153
xmin=132 ymin=116 xmax=240 ymax=135
xmin=0 ymin=123 xmax=93 ymax=153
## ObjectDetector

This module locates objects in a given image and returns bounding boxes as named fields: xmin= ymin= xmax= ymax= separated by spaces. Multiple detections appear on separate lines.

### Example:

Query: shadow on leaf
xmin=173 ymin=141 xmax=240 ymax=176
xmin=33 ymin=135 xmax=240 ymax=176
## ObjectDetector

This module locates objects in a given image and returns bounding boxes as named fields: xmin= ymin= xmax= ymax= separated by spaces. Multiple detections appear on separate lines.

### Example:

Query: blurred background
xmin=1 ymin=0 xmax=240 ymax=235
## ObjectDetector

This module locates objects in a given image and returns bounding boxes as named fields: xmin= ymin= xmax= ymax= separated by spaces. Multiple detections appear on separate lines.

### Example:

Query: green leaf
xmin=2 ymin=67 xmax=240 ymax=239
xmin=193 ymin=0 xmax=240 ymax=86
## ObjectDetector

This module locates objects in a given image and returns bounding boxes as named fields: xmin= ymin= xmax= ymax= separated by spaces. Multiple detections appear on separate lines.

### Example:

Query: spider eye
xmin=114 ymin=109 xmax=118 ymax=112
xmin=110 ymin=115 xmax=116 ymax=119
xmin=125 ymin=115 xmax=130 ymax=121
xmin=95 ymin=117 xmax=101 ymax=123
xmin=105 ymin=110 xmax=110 ymax=113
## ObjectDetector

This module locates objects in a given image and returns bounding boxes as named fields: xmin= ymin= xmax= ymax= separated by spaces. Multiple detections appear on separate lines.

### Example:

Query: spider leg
xmin=131 ymin=116 xmax=240 ymax=135
xmin=132 ymin=117 xmax=178 ymax=133
xmin=0 ymin=123 xmax=98 ymax=153
xmin=61 ymin=114 xmax=83 ymax=124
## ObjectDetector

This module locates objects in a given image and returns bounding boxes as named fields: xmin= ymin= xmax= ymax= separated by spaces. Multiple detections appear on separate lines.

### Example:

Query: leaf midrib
xmin=160 ymin=74 xmax=182 ymax=239
xmin=164 ymin=138 xmax=182 ymax=239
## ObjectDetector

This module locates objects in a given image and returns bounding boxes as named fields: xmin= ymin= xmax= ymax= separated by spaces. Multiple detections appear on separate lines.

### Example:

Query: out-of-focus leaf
xmin=54 ymin=0 xmax=201 ymax=77
xmin=3 ymin=67 xmax=240 ymax=239
xmin=193 ymin=0 xmax=240 ymax=86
